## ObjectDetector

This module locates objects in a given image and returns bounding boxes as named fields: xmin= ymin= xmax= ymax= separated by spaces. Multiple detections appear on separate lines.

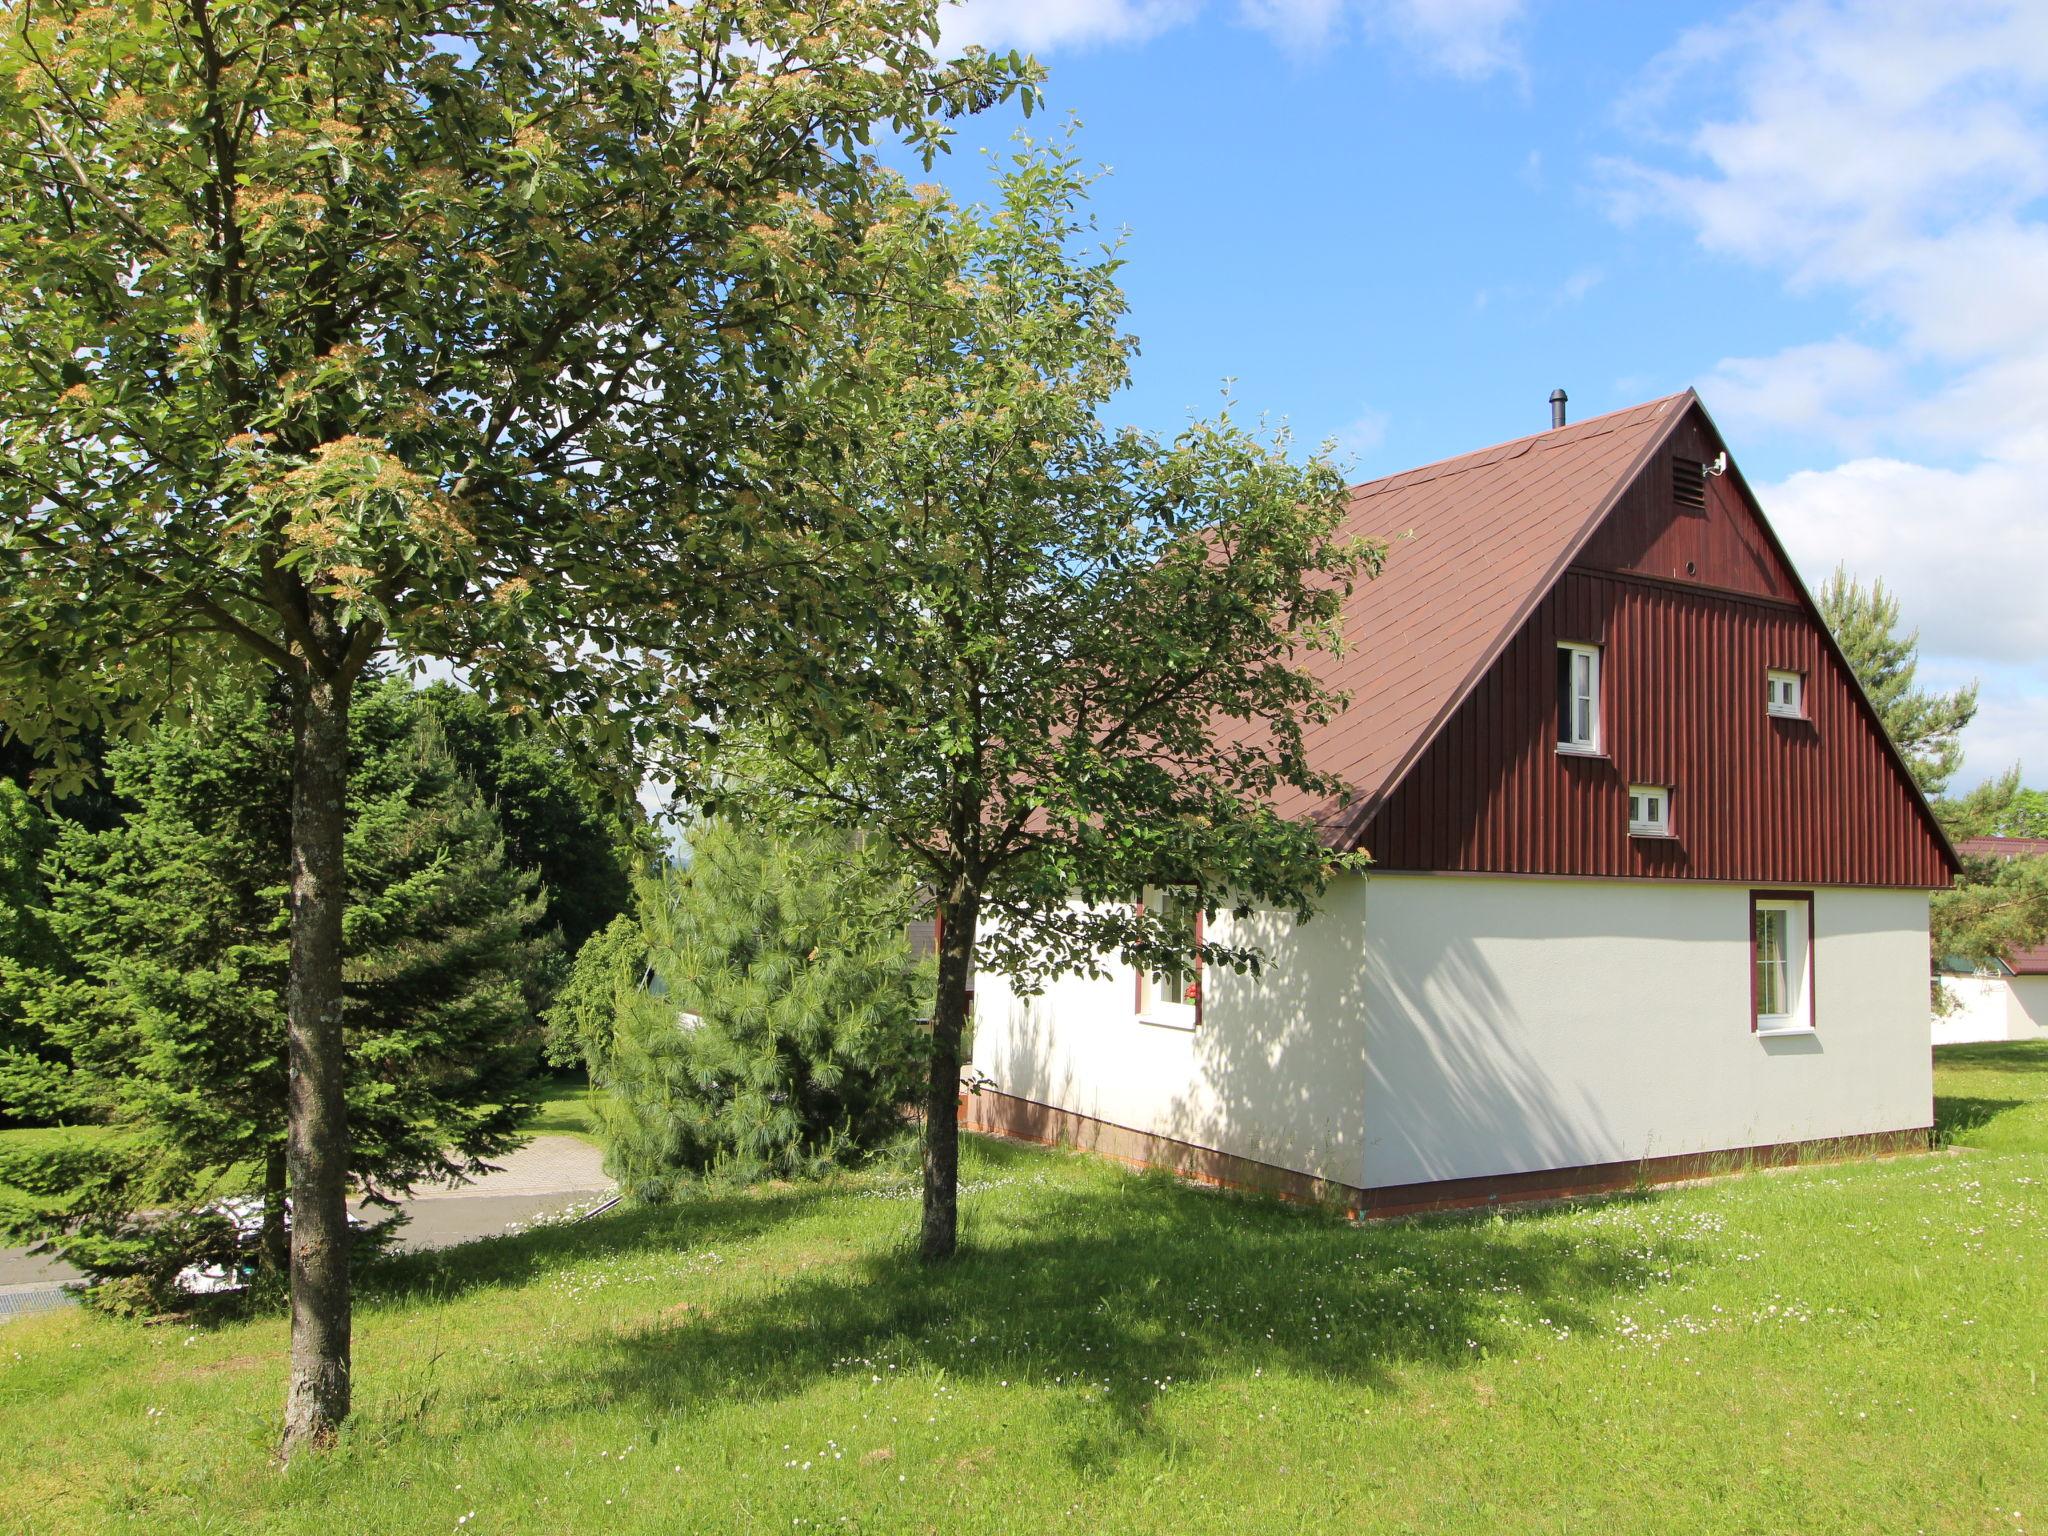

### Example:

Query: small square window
xmin=1628 ymin=784 xmax=1671 ymax=837
xmin=1767 ymin=669 xmax=1804 ymax=719
xmin=1556 ymin=642 xmax=1601 ymax=752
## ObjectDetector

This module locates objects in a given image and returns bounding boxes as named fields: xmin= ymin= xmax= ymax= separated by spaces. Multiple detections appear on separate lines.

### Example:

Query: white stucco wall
xmin=2009 ymin=977 xmax=2048 ymax=1040
xmin=969 ymin=875 xmax=1934 ymax=1192
xmin=1932 ymin=976 xmax=2014 ymax=1045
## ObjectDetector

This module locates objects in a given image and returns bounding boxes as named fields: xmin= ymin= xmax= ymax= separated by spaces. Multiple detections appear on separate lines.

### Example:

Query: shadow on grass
xmin=1933 ymin=1041 xmax=2048 ymax=1078
xmin=473 ymin=1140 xmax=1692 ymax=1478
xmin=354 ymin=1180 xmax=833 ymax=1309
xmin=1933 ymin=1095 xmax=2027 ymax=1146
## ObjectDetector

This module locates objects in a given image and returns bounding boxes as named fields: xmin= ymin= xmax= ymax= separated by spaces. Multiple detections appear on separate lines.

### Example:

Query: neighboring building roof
xmin=1276 ymin=393 xmax=1687 ymax=835
xmin=2007 ymin=943 xmax=2048 ymax=977
xmin=1957 ymin=836 xmax=2048 ymax=859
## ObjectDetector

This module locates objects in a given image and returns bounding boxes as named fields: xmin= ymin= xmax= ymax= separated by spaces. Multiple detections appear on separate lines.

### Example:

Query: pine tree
xmin=590 ymin=821 xmax=928 ymax=1194
xmin=1818 ymin=566 xmax=1978 ymax=797
xmin=542 ymin=913 xmax=647 ymax=1071
xmin=0 ymin=675 xmax=551 ymax=1304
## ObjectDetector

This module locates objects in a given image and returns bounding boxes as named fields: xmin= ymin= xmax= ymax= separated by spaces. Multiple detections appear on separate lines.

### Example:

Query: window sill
xmin=1555 ymin=744 xmax=1607 ymax=760
xmin=1756 ymin=1023 xmax=1817 ymax=1038
xmin=1137 ymin=1012 xmax=1198 ymax=1033
xmin=1766 ymin=709 xmax=1808 ymax=723
xmin=1628 ymin=829 xmax=1675 ymax=839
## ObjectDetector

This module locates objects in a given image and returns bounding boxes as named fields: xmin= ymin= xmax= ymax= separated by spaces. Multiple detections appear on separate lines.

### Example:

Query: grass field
xmin=0 ymin=1044 xmax=2042 ymax=1534
xmin=521 ymin=1075 xmax=605 ymax=1146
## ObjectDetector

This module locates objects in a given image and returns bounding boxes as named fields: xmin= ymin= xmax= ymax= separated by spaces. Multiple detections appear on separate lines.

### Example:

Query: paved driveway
xmin=0 ymin=1135 xmax=614 ymax=1322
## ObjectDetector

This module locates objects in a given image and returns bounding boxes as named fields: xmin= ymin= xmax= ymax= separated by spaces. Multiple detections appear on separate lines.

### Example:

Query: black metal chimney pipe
xmin=1549 ymin=388 xmax=1568 ymax=429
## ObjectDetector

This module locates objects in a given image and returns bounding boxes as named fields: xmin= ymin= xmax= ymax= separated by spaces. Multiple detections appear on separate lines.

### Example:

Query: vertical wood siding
xmin=1573 ymin=413 xmax=1800 ymax=601
xmin=1362 ymin=569 xmax=1954 ymax=887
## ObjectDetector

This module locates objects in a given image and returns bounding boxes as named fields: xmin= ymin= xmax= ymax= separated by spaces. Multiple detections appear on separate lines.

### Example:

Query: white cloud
xmin=1762 ymin=457 xmax=2048 ymax=666
xmin=1701 ymin=339 xmax=1901 ymax=446
xmin=1377 ymin=0 xmax=1527 ymax=80
xmin=1607 ymin=0 xmax=2048 ymax=786
xmin=1335 ymin=405 xmax=1391 ymax=467
xmin=941 ymin=0 xmax=1528 ymax=76
xmin=1946 ymin=684 xmax=2048 ymax=787
xmin=938 ymin=0 xmax=1197 ymax=54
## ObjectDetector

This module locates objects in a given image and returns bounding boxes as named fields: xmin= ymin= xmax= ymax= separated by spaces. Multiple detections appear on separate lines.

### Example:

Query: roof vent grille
xmin=1671 ymin=456 xmax=1707 ymax=509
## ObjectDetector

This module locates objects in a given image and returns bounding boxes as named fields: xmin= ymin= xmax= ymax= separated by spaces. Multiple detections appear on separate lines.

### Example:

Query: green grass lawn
xmin=1 ymin=1046 xmax=2043 ymax=1535
xmin=521 ymin=1074 xmax=606 ymax=1146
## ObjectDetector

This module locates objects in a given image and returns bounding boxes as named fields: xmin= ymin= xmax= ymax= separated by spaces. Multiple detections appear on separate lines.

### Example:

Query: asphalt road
xmin=0 ymin=1135 xmax=613 ymax=1321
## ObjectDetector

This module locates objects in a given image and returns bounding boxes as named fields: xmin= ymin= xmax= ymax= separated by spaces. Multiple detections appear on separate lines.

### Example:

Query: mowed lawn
xmin=1 ymin=1049 xmax=2043 ymax=1535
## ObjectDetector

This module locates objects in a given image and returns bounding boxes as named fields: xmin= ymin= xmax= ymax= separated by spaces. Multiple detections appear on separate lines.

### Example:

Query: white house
xmin=966 ymin=391 xmax=1957 ymax=1215
xmin=1933 ymin=837 xmax=2048 ymax=1046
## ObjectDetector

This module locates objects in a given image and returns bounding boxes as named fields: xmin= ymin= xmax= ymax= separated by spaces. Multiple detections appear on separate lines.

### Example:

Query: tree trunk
xmin=279 ymin=671 xmax=353 ymax=1458
xmin=920 ymin=889 xmax=979 ymax=1262
xmin=260 ymin=1145 xmax=289 ymax=1275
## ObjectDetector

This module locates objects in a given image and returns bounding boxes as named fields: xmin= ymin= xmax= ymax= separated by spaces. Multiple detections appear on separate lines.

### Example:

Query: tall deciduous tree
xmin=0 ymin=0 xmax=1031 ymax=1450
xmin=715 ymin=145 xmax=1380 ymax=1261
xmin=1818 ymin=566 xmax=1977 ymax=797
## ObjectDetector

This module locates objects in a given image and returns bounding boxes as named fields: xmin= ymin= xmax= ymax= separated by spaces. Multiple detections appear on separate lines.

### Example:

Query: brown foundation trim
xmin=960 ymin=1087 xmax=1932 ymax=1219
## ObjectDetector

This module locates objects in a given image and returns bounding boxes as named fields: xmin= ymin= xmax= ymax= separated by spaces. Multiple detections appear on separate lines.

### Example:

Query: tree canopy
xmin=0 ymin=0 xmax=1034 ymax=1450
xmin=713 ymin=142 xmax=1381 ymax=1259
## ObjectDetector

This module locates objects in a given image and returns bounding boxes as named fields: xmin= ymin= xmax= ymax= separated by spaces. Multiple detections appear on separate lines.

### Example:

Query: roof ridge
xmin=1348 ymin=392 xmax=1690 ymax=501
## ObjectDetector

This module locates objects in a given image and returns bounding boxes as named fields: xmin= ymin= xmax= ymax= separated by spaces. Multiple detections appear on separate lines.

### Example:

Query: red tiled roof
xmin=1957 ymin=836 xmax=2048 ymax=859
xmin=2007 ymin=943 xmax=2048 ymax=976
xmin=1276 ymin=392 xmax=1691 ymax=838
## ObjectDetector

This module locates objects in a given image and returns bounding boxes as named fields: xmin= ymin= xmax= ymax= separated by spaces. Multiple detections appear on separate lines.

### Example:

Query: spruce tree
xmin=590 ymin=821 xmax=928 ymax=1194
xmin=0 ymin=782 xmax=64 ymax=1124
xmin=0 ymin=675 xmax=550 ymax=1303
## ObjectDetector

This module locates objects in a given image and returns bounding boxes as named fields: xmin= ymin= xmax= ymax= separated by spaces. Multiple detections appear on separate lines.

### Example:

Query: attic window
xmin=1671 ymin=456 xmax=1707 ymax=509
xmin=1628 ymin=784 xmax=1671 ymax=837
xmin=1766 ymin=669 xmax=1805 ymax=719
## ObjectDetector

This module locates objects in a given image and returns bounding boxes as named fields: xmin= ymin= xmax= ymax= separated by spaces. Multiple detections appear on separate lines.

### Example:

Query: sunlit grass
xmin=520 ymin=1075 xmax=606 ymax=1146
xmin=0 ymin=1045 xmax=2041 ymax=1534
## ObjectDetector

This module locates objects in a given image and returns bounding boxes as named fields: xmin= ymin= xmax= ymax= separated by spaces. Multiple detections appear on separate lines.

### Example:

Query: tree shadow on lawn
xmin=502 ymin=1144 xmax=1695 ymax=1479
xmin=1934 ymin=1041 xmax=2048 ymax=1080
xmin=1933 ymin=1095 xmax=2028 ymax=1145
xmin=354 ymin=1180 xmax=835 ymax=1310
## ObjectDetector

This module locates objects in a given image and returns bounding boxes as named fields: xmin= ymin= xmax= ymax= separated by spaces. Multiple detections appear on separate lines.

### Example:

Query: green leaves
xmin=0 ymin=0 xmax=1037 ymax=772
xmin=714 ymin=137 xmax=1383 ymax=990
xmin=589 ymin=819 xmax=929 ymax=1192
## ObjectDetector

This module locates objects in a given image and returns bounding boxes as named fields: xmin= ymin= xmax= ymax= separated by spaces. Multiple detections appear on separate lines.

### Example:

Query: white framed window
xmin=1766 ymin=669 xmax=1804 ymax=719
xmin=1556 ymin=642 xmax=1601 ymax=753
xmin=1627 ymin=784 xmax=1671 ymax=837
xmin=1752 ymin=895 xmax=1814 ymax=1034
xmin=1136 ymin=886 xmax=1201 ymax=1030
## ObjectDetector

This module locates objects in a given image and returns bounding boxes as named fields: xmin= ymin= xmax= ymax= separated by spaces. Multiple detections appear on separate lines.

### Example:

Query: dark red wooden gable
xmin=1358 ymin=404 xmax=1956 ymax=889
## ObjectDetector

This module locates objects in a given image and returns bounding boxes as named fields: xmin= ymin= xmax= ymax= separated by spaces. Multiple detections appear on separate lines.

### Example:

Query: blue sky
xmin=921 ymin=0 xmax=2048 ymax=790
